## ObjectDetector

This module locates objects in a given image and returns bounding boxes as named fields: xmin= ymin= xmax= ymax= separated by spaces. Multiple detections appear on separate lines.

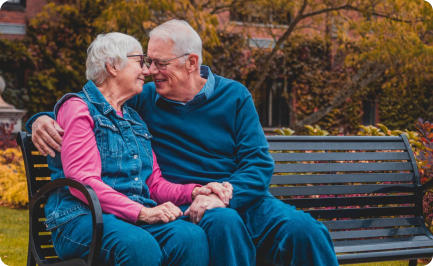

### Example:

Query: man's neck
xmin=169 ymin=73 xmax=207 ymax=103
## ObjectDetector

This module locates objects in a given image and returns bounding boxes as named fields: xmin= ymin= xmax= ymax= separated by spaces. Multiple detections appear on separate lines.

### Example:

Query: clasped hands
xmin=139 ymin=182 xmax=233 ymax=224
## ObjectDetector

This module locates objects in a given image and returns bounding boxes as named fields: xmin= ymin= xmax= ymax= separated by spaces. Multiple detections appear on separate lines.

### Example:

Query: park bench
xmin=267 ymin=134 xmax=433 ymax=265
xmin=18 ymin=131 xmax=433 ymax=265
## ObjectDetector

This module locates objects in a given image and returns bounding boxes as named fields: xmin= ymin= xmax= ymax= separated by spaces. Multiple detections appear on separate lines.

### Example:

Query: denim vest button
xmin=134 ymin=177 xmax=139 ymax=181
xmin=133 ymin=154 xmax=138 ymax=159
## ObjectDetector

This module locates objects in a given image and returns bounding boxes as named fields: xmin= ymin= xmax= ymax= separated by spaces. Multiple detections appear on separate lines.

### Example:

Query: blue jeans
xmin=51 ymin=213 xmax=209 ymax=265
xmin=195 ymin=196 xmax=338 ymax=266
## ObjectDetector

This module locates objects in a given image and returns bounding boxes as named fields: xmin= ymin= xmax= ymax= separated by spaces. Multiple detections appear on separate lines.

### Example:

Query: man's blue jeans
xmin=50 ymin=213 xmax=209 ymax=265
xmin=197 ymin=195 xmax=339 ymax=266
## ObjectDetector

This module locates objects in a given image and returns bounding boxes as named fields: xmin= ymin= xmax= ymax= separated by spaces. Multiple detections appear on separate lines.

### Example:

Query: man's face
xmin=147 ymin=37 xmax=189 ymax=100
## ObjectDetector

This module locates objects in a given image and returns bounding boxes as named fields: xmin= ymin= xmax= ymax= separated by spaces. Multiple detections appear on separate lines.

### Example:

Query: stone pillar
xmin=0 ymin=76 xmax=26 ymax=133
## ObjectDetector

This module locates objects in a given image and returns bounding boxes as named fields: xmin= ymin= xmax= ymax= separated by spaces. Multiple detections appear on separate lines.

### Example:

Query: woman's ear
xmin=185 ymin=54 xmax=199 ymax=73
xmin=105 ymin=62 xmax=118 ymax=77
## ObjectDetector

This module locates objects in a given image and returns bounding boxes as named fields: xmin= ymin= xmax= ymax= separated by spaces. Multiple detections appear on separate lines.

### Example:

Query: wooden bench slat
xmin=30 ymin=155 xmax=48 ymax=164
xmin=31 ymin=167 xmax=51 ymax=178
xmin=333 ymin=235 xmax=433 ymax=246
xmin=322 ymin=217 xmax=422 ymax=230
xmin=36 ymin=233 xmax=53 ymax=245
xmin=282 ymin=195 xmax=416 ymax=208
xmin=307 ymin=206 xmax=416 ymax=219
xmin=271 ymin=173 xmax=414 ymax=184
xmin=267 ymin=136 xmax=403 ymax=142
xmin=273 ymin=162 xmax=413 ymax=173
xmin=33 ymin=179 xmax=51 ymax=189
xmin=37 ymin=245 xmax=58 ymax=258
xmin=271 ymin=152 xmax=410 ymax=161
xmin=268 ymin=141 xmax=406 ymax=151
xmin=337 ymin=247 xmax=433 ymax=264
xmin=269 ymin=183 xmax=415 ymax=196
xmin=335 ymin=239 xmax=433 ymax=253
xmin=330 ymin=227 xmax=426 ymax=240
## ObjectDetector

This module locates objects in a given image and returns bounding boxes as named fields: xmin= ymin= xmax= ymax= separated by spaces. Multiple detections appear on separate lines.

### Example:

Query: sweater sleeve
xmin=58 ymin=98 xmax=143 ymax=223
xmin=147 ymin=151 xmax=200 ymax=205
xmin=229 ymin=91 xmax=274 ymax=210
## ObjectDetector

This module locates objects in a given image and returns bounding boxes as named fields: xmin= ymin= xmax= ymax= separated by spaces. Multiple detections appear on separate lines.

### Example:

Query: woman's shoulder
xmin=57 ymin=97 xmax=88 ymax=115
xmin=56 ymin=96 xmax=92 ymax=127
xmin=54 ymin=92 xmax=87 ymax=116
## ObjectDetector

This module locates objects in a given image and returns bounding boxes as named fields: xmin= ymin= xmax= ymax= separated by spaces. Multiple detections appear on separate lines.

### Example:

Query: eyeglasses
xmin=145 ymin=53 xmax=190 ymax=70
xmin=127 ymin=54 xmax=146 ymax=68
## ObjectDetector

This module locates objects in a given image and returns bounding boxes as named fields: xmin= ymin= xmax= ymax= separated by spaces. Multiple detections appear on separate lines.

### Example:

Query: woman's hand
xmin=138 ymin=202 xmax=183 ymax=224
xmin=192 ymin=182 xmax=233 ymax=206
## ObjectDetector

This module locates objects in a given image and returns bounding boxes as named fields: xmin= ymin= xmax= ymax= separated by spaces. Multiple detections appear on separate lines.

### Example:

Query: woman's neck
xmin=97 ymin=81 xmax=128 ymax=113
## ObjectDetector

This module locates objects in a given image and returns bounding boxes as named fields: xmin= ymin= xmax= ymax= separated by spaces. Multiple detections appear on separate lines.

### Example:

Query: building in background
xmin=0 ymin=0 xmax=45 ymax=38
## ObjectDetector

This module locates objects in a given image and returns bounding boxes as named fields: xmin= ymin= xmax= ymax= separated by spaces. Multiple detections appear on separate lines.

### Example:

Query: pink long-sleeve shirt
xmin=58 ymin=97 xmax=199 ymax=223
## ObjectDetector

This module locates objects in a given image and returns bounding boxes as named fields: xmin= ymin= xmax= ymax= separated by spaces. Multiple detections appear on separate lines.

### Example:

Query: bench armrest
xmin=29 ymin=178 xmax=103 ymax=266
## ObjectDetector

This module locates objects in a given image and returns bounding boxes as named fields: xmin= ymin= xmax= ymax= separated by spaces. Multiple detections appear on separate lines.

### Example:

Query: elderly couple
xmin=29 ymin=19 xmax=338 ymax=265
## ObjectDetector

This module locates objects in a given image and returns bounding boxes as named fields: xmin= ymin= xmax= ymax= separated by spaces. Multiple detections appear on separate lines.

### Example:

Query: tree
xmin=1 ymin=0 xmax=432 ymax=132
xmin=227 ymin=0 xmax=433 ymax=130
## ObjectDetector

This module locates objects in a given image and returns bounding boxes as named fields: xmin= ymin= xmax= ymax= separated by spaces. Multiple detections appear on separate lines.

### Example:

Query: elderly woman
xmin=44 ymin=32 xmax=230 ymax=265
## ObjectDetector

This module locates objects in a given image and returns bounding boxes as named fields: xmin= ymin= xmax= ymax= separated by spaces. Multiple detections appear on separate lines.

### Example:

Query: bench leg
xmin=27 ymin=242 xmax=36 ymax=266
xmin=408 ymin=259 xmax=417 ymax=266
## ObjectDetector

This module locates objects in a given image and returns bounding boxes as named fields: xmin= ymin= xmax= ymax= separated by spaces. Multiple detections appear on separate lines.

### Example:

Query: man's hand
xmin=32 ymin=115 xmax=64 ymax=157
xmin=138 ymin=202 xmax=183 ymax=224
xmin=185 ymin=194 xmax=226 ymax=224
xmin=192 ymin=182 xmax=233 ymax=205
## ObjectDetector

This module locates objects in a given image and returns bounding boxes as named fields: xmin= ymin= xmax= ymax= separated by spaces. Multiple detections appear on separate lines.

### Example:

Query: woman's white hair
xmin=86 ymin=32 xmax=143 ymax=85
xmin=149 ymin=19 xmax=203 ymax=65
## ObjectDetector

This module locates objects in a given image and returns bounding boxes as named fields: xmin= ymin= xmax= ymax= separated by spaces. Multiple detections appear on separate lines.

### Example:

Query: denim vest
xmin=44 ymin=80 xmax=157 ymax=230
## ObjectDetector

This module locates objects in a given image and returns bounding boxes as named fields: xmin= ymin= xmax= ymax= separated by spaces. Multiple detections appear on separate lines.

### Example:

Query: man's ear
xmin=105 ymin=62 xmax=118 ymax=77
xmin=185 ymin=54 xmax=199 ymax=72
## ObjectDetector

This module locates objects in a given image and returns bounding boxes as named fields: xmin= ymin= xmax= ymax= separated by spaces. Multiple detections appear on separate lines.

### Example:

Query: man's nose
xmin=142 ymin=65 xmax=151 ymax=76
xmin=148 ymin=62 xmax=159 ymax=74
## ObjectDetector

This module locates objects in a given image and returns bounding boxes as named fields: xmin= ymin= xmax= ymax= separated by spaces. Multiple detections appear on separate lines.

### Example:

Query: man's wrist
xmin=26 ymin=113 xmax=55 ymax=133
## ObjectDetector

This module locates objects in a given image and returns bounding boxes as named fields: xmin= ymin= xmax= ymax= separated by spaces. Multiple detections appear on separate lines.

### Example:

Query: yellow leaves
xmin=0 ymin=148 xmax=28 ymax=208
xmin=305 ymin=125 xmax=330 ymax=136
xmin=274 ymin=127 xmax=295 ymax=136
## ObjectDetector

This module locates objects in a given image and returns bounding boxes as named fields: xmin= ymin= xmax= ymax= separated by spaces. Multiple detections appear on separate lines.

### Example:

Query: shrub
xmin=0 ymin=147 xmax=27 ymax=207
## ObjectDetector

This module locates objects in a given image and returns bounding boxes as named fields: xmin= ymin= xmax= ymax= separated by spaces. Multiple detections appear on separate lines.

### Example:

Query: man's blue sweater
xmin=127 ymin=66 xmax=274 ymax=210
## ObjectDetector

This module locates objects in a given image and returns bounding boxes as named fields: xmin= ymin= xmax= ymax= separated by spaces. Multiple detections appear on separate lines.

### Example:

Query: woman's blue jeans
xmin=50 ymin=213 xmax=209 ymax=265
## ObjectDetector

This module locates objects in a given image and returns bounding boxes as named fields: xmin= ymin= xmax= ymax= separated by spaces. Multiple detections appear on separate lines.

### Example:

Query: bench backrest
xmin=17 ymin=132 xmax=51 ymax=199
xmin=267 ymin=134 xmax=421 ymax=218
xmin=266 ymin=134 xmax=426 ymax=247
xmin=17 ymin=132 xmax=60 ymax=263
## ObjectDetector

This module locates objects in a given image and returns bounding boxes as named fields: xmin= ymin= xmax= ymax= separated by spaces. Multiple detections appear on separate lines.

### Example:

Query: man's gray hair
xmin=149 ymin=19 xmax=203 ymax=65
xmin=86 ymin=32 xmax=143 ymax=85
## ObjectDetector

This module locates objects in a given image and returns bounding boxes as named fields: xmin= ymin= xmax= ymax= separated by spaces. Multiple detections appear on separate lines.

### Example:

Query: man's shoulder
xmin=213 ymin=73 xmax=250 ymax=98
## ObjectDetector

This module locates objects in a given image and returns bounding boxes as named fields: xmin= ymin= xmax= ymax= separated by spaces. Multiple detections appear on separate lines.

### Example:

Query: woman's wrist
xmin=191 ymin=186 xmax=201 ymax=199
xmin=138 ymin=206 xmax=149 ymax=222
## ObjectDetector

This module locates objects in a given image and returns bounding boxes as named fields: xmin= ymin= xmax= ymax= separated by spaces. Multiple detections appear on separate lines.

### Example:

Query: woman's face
xmin=115 ymin=51 xmax=149 ymax=98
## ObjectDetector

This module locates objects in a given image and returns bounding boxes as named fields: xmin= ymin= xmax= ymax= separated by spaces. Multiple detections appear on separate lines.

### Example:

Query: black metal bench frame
xmin=17 ymin=132 xmax=103 ymax=266
xmin=17 ymin=131 xmax=433 ymax=265
xmin=267 ymin=134 xmax=433 ymax=265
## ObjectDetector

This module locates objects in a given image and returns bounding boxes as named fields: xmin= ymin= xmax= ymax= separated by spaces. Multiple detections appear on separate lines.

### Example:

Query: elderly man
xmin=29 ymin=19 xmax=338 ymax=265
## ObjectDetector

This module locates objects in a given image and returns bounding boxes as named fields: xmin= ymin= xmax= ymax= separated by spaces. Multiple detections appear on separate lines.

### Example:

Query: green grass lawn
xmin=0 ymin=206 xmax=28 ymax=266
xmin=0 ymin=205 xmax=430 ymax=266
